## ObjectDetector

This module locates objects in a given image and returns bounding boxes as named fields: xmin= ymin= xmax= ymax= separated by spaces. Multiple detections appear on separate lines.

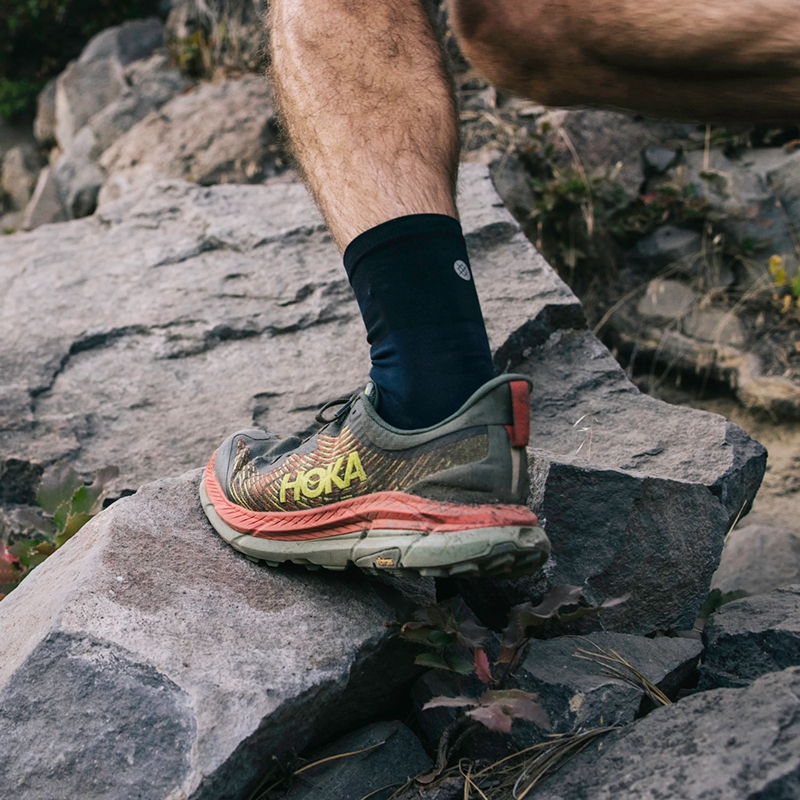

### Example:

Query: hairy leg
xmin=269 ymin=0 xmax=459 ymax=251
xmin=451 ymin=0 xmax=800 ymax=123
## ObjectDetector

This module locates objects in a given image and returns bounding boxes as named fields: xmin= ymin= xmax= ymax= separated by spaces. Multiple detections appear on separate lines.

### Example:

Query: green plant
xmin=0 ymin=463 xmax=118 ymax=598
xmin=396 ymin=586 xmax=628 ymax=786
xmin=0 ymin=78 xmax=44 ymax=120
xmin=770 ymin=254 xmax=800 ymax=308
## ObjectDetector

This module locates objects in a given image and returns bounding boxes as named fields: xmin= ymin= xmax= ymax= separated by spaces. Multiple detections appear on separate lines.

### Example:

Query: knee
xmin=448 ymin=0 xmax=582 ymax=105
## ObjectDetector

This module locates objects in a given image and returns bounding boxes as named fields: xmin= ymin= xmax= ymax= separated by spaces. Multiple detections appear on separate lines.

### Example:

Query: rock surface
xmin=700 ymin=585 xmax=800 ymax=689
xmin=55 ymin=59 xmax=127 ymax=151
xmin=33 ymin=79 xmax=58 ymax=147
xmin=511 ymin=632 xmax=702 ymax=739
xmin=0 ymin=164 xmax=765 ymax=633
xmin=78 ymin=17 xmax=164 ymax=67
xmin=0 ymin=470 xmax=418 ymax=800
xmin=99 ymin=75 xmax=281 ymax=199
xmin=282 ymin=721 xmax=431 ymax=800
xmin=531 ymin=666 xmax=800 ymax=800
xmin=1 ymin=144 xmax=42 ymax=212
xmin=20 ymin=167 xmax=65 ymax=230
xmin=456 ymin=323 xmax=766 ymax=633
xmin=712 ymin=523 xmax=800 ymax=596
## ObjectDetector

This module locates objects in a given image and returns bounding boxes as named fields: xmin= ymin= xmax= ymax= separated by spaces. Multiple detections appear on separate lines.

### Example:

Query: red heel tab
xmin=505 ymin=380 xmax=530 ymax=447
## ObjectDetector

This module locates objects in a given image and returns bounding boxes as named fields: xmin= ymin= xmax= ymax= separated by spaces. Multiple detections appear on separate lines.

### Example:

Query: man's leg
xmin=270 ymin=0 xmax=458 ymax=248
xmin=451 ymin=0 xmax=800 ymax=123
xmin=199 ymin=0 xmax=549 ymax=578
xmin=270 ymin=0 xmax=494 ymax=430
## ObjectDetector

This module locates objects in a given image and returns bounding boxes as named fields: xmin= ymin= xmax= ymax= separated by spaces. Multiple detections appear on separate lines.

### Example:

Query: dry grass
xmin=573 ymin=639 xmax=672 ymax=707
xmin=385 ymin=727 xmax=616 ymax=800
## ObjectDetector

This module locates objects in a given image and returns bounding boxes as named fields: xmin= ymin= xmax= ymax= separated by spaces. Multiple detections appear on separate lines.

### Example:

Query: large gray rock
xmin=55 ymin=59 xmax=127 ymax=152
xmin=700 ymin=585 xmax=800 ymax=689
xmin=52 ymin=126 xmax=105 ymax=219
xmin=20 ymin=166 xmax=66 ymax=230
xmin=456 ymin=324 xmax=766 ymax=633
xmin=282 ymin=721 xmax=431 ymax=800
xmin=1 ymin=143 xmax=41 ymax=212
xmin=79 ymin=17 xmax=164 ymax=66
xmin=0 ymin=165 xmax=764 ymax=633
xmin=712 ymin=523 xmax=800 ymax=596
xmin=90 ymin=56 xmax=190 ymax=153
xmin=0 ymin=470 xmax=419 ymax=800
xmin=99 ymin=76 xmax=281 ymax=199
xmin=50 ymin=56 xmax=191 ymax=220
xmin=511 ymin=632 xmax=702 ymax=739
xmin=531 ymin=666 xmax=800 ymax=800
xmin=33 ymin=78 xmax=58 ymax=147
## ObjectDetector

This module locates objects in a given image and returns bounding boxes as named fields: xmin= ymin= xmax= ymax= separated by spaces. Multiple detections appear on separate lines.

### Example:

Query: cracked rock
xmin=0 ymin=165 xmax=764 ymax=633
xmin=532 ymin=666 xmax=800 ymax=800
xmin=0 ymin=470 xmax=418 ymax=800
xmin=700 ymin=585 xmax=800 ymax=690
xmin=99 ymin=75 xmax=282 ymax=200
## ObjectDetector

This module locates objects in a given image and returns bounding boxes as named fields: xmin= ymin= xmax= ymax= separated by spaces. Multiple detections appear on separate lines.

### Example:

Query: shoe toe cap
xmin=213 ymin=429 xmax=283 ymax=490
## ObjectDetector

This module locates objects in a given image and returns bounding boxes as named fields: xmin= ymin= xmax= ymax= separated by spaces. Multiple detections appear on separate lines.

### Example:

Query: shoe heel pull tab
xmin=505 ymin=380 xmax=531 ymax=447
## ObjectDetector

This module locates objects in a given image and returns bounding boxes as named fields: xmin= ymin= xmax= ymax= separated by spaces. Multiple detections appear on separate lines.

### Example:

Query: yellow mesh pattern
xmin=228 ymin=426 xmax=488 ymax=512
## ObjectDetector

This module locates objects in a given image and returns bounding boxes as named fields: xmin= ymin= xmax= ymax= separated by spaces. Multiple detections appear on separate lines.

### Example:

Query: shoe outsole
xmin=200 ymin=477 xmax=550 ymax=579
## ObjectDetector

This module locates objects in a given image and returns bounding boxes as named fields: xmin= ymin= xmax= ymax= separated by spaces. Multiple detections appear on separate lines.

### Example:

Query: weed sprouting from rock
xmin=0 ymin=463 xmax=119 ymax=599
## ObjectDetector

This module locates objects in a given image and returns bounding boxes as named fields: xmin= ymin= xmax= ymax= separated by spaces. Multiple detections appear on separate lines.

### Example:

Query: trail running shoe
xmin=200 ymin=374 xmax=550 ymax=578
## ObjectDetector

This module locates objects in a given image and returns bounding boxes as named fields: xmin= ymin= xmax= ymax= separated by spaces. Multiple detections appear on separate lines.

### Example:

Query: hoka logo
xmin=279 ymin=450 xmax=367 ymax=502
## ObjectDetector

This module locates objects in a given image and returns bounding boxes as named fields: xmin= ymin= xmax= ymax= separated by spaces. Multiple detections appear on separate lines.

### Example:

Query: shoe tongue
xmin=363 ymin=380 xmax=380 ymax=411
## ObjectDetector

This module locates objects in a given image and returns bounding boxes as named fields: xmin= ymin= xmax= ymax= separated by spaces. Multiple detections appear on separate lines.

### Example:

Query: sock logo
xmin=453 ymin=260 xmax=471 ymax=281
xmin=279 ymin=450 xmax=367 ymax=503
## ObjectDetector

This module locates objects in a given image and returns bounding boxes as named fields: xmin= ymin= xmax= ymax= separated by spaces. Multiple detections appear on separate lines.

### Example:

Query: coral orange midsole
xmin=203 ymin=458 xmax=539 ymax=541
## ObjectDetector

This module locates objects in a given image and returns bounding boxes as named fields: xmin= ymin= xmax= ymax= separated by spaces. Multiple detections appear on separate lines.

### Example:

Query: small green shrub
xmin=0 ymin=463 xmax=119 ymax=598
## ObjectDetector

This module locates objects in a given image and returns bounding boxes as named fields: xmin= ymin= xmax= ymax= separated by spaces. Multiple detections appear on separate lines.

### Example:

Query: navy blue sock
xmin=343 ymin=213 xmax=494 ymax=430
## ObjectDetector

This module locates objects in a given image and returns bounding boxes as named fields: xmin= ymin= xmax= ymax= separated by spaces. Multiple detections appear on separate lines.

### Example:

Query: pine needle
xmin=573 ymin=639 xmax=672 ymax=707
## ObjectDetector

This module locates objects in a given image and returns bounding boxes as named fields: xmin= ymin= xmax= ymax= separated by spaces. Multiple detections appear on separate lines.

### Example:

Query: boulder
xmin=455 ymin=322 xmax=766 ymax=633
xmin=700 ymin=585 xmax=800 ymax=689
xmin=1 ymin=144 xmax=42 ymax=211
xmin=20 ymin=167 xmax=66 ymax=230
xmin=0 ymin=164 xmax=765 ymax=633
xmin=532 ymin=666 xmax=800 ymax=800
xmin=52 ymin=126 xmax=105 ymax=219
xmin=89 ymin=57 xmax=190 ymax=153
xmin=281 ymin=721 xmax=431 ymax=800
xmin=0 ymin=470 xmax=419 ymax=800
xmin=55 ymin=59 xmax=127 ymax=151
xmin=33 ymin=78 xmax=58 ymax=147
xmin=99 ymin=76 xmax=281 ymax=199
xmin=79 ymin=18 xmax=165 ymax=66
xmin=510 ymin=632 xmax=702 ymax=739
xmin=630 ymin=225 xmax=702 ymax=273
xmin=49 ymin=56 xmax=190 ymax=220
xmin=712 ymin=523 xmax=800 ymax=596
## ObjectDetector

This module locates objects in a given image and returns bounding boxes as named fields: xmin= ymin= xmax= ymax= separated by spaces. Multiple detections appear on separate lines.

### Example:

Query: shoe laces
xmin=314 ymin=393 xmax=357 ymax=424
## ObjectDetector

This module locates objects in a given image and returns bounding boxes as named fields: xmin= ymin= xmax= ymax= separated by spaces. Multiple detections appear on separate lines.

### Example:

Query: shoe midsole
xmin=203 ymin=458 xmax=539 ymax=540
xmin=200 ymin=475 xmax=549 ymax=570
